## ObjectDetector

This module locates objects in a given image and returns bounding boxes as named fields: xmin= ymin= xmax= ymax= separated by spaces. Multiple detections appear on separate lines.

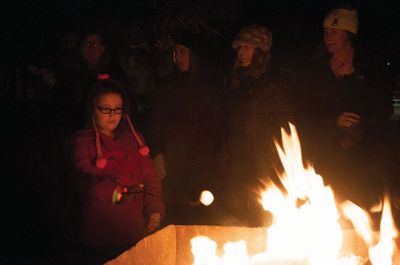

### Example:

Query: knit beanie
xmin=323 ymin=8 xmax=358 ymax=34
xmin=174 ymin=31 xmax=195 ymax=49
xmin=232 ymin=25 xmax=272 ymax=53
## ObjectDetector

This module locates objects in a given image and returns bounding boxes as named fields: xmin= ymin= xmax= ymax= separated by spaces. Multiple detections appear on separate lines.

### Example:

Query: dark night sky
xmin=2 ymin=0 xmax=400 ymax=72
xmin=3 ymin=0 xmax=398 ymax=140
xmin=4 ymin=1 xmax=399 ymax=43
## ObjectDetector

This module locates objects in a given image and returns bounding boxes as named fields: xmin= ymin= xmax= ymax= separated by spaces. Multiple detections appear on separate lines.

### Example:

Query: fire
xmin=342 ymin=195 xmax=399 ymax=265
xmin=191 ymin=123 xmax=399 ymax=265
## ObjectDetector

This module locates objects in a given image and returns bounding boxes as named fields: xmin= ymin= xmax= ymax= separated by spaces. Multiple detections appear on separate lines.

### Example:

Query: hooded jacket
xmin=149 ymin=48 xmax=225 ymax=206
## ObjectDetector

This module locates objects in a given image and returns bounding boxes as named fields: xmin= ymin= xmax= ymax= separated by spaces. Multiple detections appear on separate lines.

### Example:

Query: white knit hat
xmin=323 ymin=8 xmax=358 ymax=34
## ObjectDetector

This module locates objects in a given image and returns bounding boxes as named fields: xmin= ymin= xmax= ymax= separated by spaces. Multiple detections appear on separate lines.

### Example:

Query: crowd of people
xmin=3 ymin=4 xmax=398 ymax=265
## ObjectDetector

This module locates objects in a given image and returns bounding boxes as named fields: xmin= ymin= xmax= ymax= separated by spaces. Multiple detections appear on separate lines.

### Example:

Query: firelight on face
xmin=323 ymin=28 xmax=352 ymax=54
xmin=81 ymin=34 xmax=105 ymax=67
xmin=94 ymin=93 xmax=123 ymax=137
xmin=235 ymin=43 xmax=255 ymax=67
xmin=174 ymin=44 xmax=190 ymax=72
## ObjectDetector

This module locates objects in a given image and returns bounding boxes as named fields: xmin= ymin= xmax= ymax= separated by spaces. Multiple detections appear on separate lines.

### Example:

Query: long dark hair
xmin=231 ymin=47 xmax=272 ymax=90
xmin=85 ymin=77 xmax=130 ymax=128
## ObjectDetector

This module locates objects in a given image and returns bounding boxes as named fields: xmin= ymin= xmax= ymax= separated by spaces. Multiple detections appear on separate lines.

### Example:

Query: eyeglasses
xmin=84 ymin=41 xmax=100 ymax=48
xmin=97 ymin=106 xmax=124 ymax=114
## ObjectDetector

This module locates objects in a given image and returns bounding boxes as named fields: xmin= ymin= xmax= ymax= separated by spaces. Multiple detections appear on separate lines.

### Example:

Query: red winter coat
xmin=70 ymin=127 xmax=164 ymax=248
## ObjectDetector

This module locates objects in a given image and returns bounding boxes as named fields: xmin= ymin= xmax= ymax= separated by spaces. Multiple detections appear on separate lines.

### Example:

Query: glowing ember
xmin=191 ymin=123 xmax=399 ymax=265
xmin=200 ymin=190 xmax=214 ymax=206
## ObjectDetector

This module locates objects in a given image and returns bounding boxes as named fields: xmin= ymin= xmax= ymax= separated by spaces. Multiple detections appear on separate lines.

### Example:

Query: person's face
xmin=174 ymin=44 xmax=190 ymax=72
xmin=94 ymin=93 xmax=123 ymax=136
xmin=235 ymin=43 xmax=255 ymax=67
xmin=81 ymin=34 xmax=105 ymax=67
xmin=324 ymin=28 xmax=352 ymax=54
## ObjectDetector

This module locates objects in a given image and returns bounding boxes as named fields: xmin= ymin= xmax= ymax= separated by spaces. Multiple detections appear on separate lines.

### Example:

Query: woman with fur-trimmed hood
xmin=220 ymin=25 xmax=294 ymax=226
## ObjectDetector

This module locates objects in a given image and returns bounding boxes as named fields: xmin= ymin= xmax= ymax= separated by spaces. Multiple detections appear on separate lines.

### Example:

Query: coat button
xmin=109 ymin=156 xmax=115 ymax=161
xmin=125 ymin=154 xmax=131 ymax=160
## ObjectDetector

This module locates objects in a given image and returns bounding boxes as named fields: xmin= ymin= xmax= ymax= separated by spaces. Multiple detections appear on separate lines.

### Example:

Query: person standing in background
xmin=55 ymin=29 xmax=127 ymax=134
xmin=298 ymin=6 xmax=393 ymax=208
xmin=220 ymin=25 xmax=294 ymax=226
xmin=149 ymin=31 xmax=225 ymax=225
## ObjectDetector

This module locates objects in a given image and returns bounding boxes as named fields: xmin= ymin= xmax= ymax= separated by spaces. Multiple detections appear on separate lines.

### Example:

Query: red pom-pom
xmin=138 ymin=145 xmax=150 ymax=156
xmin=95 ymin=157 xmax=107 ymax=169
xmin=97 ymin=73 xmax=110 ymax=80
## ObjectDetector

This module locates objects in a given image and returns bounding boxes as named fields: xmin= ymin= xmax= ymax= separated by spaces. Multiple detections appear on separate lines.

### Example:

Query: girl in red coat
xmin=70 ymin=76 xmax=164 ymax=263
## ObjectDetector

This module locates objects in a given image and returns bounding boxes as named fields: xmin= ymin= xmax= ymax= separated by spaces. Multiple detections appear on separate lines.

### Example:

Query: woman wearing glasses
xmin=69 ymin=76 xmax=164 ymax=264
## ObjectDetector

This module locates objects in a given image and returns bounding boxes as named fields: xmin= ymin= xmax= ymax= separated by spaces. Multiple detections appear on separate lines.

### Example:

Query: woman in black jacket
xmin=298 ymin=6 xmax=393 ymax=208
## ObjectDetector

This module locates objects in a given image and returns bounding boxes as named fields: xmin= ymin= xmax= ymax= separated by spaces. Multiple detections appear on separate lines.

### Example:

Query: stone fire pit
xmin=106 ymin=225 xmax=367 ymax=265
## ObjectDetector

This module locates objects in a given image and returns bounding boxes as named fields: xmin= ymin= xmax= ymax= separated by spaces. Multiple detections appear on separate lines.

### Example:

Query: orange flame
xmin=191 ymin=123 xmax=398 ymax=265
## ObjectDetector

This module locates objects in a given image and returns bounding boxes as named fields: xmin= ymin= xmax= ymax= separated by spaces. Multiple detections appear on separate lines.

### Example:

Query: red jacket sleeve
xmin=141 ymin=154 xmax=165 ymax=218
xmin=70 ymin=130 xmax=109 ymax=192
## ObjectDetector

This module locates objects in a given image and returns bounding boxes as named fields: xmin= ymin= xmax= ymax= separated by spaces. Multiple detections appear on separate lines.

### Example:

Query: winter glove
xmin=147 ymin=213 xmax=161 ymax=233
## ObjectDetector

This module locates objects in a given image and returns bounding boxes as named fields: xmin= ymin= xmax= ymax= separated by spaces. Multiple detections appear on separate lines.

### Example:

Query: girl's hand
xmin=147 ymin=213 xmax=161 ymax=233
